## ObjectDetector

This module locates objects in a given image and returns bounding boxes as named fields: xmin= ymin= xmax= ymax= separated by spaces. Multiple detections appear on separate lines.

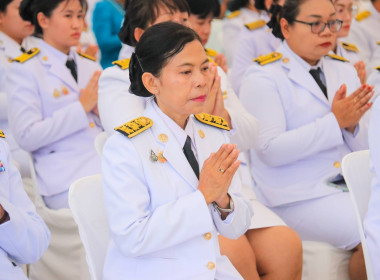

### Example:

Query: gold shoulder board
xmin=327 ymin=54 xmax=349 ymax=62
xmin=77 ymin=51 xmax=96 ymax=61
xmin=340 ymin=42 xmax=359 ymax=53
xmin=375 ymin=66 xmax=380 ymax=72
xmin=205 ymin=48 xmax=218 ymax=58
xmin=227 ymin=10 xmax=241 ymax=19
xmin=253 ymin=52 xmax=282 ymax=66
xmin=377 ymin=41 xmax=380 ymax=45
xmin=355 ymin=10 xmax=371 ymax=21
xmin=12 ymin=48 xmax=39 ymax=63
xmin=0 ymin=130 xmax=4 ymax=138
xmin=112 ymin=58 xmax=131 ymax=70
xmin=194 ymin=113 xmax=230 ymax=131
xmin=244 ymin=19 xmax=266 ymax=31
xmin=114 ymin=117 xmax=153 ymax=138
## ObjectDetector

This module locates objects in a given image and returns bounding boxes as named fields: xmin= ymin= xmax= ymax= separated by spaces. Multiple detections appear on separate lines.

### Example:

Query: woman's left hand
xmin=354 ymin=60 xmax=366 ymax=85
xmin=203 ymin=64 xmax=232 ymax=127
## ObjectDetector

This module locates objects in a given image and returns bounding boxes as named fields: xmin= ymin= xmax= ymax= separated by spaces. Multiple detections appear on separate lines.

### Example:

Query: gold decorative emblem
xmin=194 ymin=113 xmax=230 ymax=131
xmin=43 ymin=56 xmax=48 ymax=61
xmin=244 ymin=19 xmax=266 ymax=31
xmin=115 ymin=117 xmax=153 ymax=138
xmin=53 ymin=89 xmax=61 ymax=98
xmin=282 ymin=58 xmax=290 ymax=63
xmin=198 ymin=129 xmax=205 ymax=139
xmin=158 ymin=133 xmax=168 ymax=143
xmin=253 ymin=52 xmax=282 ymax=66
xmin=112 ymin=58 xmax=131 ymax=70
xmin=62 ymin=86 xmax=69 ymax=95
xmin=0 ymin=129 xmax=5 ymax=138
xmin=150 ymin=149 xmax=167 ymax=163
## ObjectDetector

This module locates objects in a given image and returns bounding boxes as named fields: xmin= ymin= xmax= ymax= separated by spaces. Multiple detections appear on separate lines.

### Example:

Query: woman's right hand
xmin=331 ymin=84 xmax=374 ymax=133
xmin=198 ymin=144 xmax=240 ymax=206
xmin=353 ymin=60 xmax=366 ymax=85
xmin=79 ymin=71 xmax=101 ymax=113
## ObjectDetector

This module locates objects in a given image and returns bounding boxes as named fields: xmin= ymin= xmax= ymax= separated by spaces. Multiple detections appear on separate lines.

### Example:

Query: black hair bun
xmin=267 ymin=4 xmax=284 ymax=40
xmin=19 ymin=0 xmax=35 ymax=22
xmin=129 ymin=52 xmax=153 ymax=97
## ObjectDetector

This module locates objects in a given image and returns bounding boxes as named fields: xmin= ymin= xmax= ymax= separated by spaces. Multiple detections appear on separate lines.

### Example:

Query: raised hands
xmin=79 ymin=70 xmax=101 ymax=113
xmin=198 ymin=144 xmax=240 ymax=208
xmin=332 ymin=84 xmax=374 ymax=133
xmin=353 ymin=60 xmax=366 ymax=85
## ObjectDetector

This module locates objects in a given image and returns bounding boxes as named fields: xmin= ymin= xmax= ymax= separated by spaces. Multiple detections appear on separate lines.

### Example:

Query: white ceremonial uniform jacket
xmin=240 ymin=42 xmax=369 ymax=207
xmin=98 ymin=55 xmax=259 ymax=151
xmin=367 ymin=69 xmax=380 ymax=100
xmin=0 ymin=138 xmax=50 ymax=280
xmin=365 ymin=96 xmax=380 ymax=280
xmin=6 ymin=41 xmax=103 ymax=197
xmin=335 ymin=40 xmax=361 ymax=65
xmin=345 ymin=2 xmax=380 ymax=75
xmin=230 ymin=22 xmax=281 ymax=95
xmin=222 ymin=8 xmax=262 ymax=66
xmin=102 ymin=99 xmax=252 ymax=280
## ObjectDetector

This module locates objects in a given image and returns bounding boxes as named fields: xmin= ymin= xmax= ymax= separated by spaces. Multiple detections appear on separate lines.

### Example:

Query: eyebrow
xmin=307 ymin=12 xmax=336 ymax=18
xmin=177 ymin=58 xmax=209 ymax=67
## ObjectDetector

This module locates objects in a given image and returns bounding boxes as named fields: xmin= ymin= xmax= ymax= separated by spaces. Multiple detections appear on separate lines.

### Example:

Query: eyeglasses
xmin=293 ymin=19 xmax=343 ymax=34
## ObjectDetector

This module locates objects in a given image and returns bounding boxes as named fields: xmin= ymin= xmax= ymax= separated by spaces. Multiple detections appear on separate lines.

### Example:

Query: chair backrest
xmin=342 ymin=150 xmax=374 ymax=280
xmin=94 ymin=132 xmax=108 ymax=157
xmin=69 ymin=174 xmax=110 ymax=280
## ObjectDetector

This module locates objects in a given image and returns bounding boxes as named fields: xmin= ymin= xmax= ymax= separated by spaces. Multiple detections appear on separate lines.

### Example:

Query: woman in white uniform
xmin=240 ymin=0 xmax=373 ymax=278
xmin=332 ymin=0 xmax=366 ymax=84
xmin=102 ymin=21 xmax=253 ymax=280
xmin=6 ymin=0 xmax=103 ymax=209
xmin=222 ymin=0 xmax=263 ymax=66
xmin=229 ymin=0 xmax=282 ymax=94
xmin=0 ymin=0 xmax=39 ymax=176
xmin=0 ymin=130 xmax=50 ymax=280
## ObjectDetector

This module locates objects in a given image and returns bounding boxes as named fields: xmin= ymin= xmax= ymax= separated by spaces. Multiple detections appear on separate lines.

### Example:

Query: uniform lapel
xmin=144 ymin=102 xmax=199 ymax=189
xmin=40 ymin=49 xmax=78 ymax=92
xmin=280 ymin=45 xmax=330 ymax=106
xmin=323 ymin=56 xmax=340 ymax=104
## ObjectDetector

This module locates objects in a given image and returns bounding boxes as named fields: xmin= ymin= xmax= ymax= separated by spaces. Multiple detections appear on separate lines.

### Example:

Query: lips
xmin=320 ymin=42 xmax=332 ymax=48
xmin=192 ymin=95 xmax=206 ymax=102
xmin=72 ymin=33 xmax=81 ymax=38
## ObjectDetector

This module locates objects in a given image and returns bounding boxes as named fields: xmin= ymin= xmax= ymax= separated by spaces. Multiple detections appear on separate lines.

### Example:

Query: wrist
xmin=215 ymin=195 xmax=230 ymax=209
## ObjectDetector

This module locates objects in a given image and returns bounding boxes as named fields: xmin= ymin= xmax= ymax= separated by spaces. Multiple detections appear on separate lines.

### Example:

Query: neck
xmin=247 ymin=4 xmax=258 ymax=12
xmin=43 ymin=37 xmax=70 ymax=55
xmin=0 ymin=29 xmax=23 ymax=45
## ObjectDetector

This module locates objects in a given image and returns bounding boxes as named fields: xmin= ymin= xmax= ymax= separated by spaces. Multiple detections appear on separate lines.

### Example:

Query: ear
xmin=134 ymin=27 xmax=145 ymax=43
xmin=37 ymin=11 xmax=49 ymax=30
xmin=280 ymin=18 xmax=290 ymax=39
xmin=142 ymin=72 xmax=160 ymax=95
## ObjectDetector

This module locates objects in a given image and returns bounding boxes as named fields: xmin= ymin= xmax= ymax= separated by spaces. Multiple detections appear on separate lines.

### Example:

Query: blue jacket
xmin=92 ymin=0 xmax=124 ymax=68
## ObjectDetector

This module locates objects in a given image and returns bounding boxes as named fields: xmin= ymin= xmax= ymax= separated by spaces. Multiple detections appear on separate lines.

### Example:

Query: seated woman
xmin=102 ymin=22 xmax=253 ymax=280
xmin=0 ymin=130 xmax=50 ymax=280
xmin=5 ymin=0 xmax=103 ymax=209
xmin=331 ymin=0 xmax=366 ymax=84
xmin=239 ymin=0 xmax=373 ymax=278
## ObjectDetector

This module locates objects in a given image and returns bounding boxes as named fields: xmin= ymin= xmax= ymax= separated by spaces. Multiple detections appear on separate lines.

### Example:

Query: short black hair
xmin=227 ymin=0 xmax=249 ymax=12
xmin=186 ymin=0 xmax=220 ymax=19
xmin=20 ymin=0 xmax=87 ymax=37
xmin=119 ymin=0 xmax=190 ymax=46
xmin=0 ymin=0 xmax=13 ymax=12
xmin=129 ymin=22 xmax=201 ymax=97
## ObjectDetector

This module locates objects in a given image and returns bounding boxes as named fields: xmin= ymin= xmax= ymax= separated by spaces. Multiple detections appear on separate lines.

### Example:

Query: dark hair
xmin=227 ymin=0 xmax=249 ymax=12
xmin=186 ymin=0 xmax=220 ymax=19
xmin=0 ymin=0 xmax=13 ymax=12
xmin=19 ymin=0 xmax=87 ymax=37
xmin=129 ymin=22 xmax=201 ymax=97
xmin=119 ymin=0 xmax=190 ymax=46
xmin=254 ymin=0 xmax=267 ymax=11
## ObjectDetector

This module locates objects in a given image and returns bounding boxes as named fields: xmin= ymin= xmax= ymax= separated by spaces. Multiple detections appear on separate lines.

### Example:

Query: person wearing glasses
xmin=239 ymin=0 xmax=373 ymax=278
xmin=331 ymin=0 xmax=366 ymax=84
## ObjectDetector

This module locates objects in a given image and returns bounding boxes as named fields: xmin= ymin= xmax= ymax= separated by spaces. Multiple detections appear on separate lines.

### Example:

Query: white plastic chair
xmin=342 ymin=150 xmax=375 ymax=280
xmin=69 ymin=174 xmax=110 ymax=280
xmin=94 ymin=132 xmax=107 ymax=157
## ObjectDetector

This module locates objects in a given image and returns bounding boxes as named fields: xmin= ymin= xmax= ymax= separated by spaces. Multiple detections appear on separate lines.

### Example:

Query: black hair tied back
xmin=19 ymin=0 xmax=35 ymax=23
xmin=267 ymin=4 xmax=284 ymax=40
xmin=129 ymin=52 xmax=152 ymax=97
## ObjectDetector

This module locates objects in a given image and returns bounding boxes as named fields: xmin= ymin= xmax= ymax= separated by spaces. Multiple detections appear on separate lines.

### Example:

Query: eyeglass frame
xmin=293 ymin=19 xmax=343 ymax=34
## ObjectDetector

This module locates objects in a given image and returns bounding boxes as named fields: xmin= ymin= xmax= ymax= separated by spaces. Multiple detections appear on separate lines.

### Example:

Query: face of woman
xmin=39 ymin=0 xmax=84 ymax=54
xmin=283 ymin=0 xmax=337 ymax=65
xmin=0 ymin=0 xmax=34 ymax=45
xmin=151 ymin=5 xmax=189 ymax=27
xmin=151 ymin=40 xmax=211 ymax=127
xmin=188 ymin=13 xmax=213 ymax=46
xmin=333 ymin=0 xmax=353 ymax=38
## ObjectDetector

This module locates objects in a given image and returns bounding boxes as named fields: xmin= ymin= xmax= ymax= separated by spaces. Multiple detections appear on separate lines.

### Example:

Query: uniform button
xmin=333 ymin=161 xmax=341 ymax=168
xmin=207 ymin=262 xmax=215 ymax=270
xmin=204 ymin=232 xmax=212 ymax=240
xmin=89 ymin=122 xmax=95 ymax=128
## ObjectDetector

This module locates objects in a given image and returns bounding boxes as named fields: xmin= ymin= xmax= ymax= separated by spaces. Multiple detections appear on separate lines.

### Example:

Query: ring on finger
xmin=353 ymin=97 xmax=358 ymax=104
xmin=218 ymin=168 xmax=225 ymax=173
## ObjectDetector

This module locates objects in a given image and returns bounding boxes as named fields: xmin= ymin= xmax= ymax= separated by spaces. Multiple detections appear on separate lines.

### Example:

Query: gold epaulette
xmin=340 ymin=42 xmax=359 ymax=53
xmin=227 ymin=10 xmax=241 ymax=19
xmin=377 ymin=41 xmax=380 ymax=45
xmin=205 ymin=48 xmax=218 ymax=58
xmin=355 ymin=10 xmax=371 ymax=21
xmin=327 ymin=54 xmax=349 ymax=62
xmin=114 ymin=117 xmax=153 ymax=138
xmin=375 ymin=66 xmax=380 ymax=72
xmin=77 ymin=51 xmax=96 ymax=61
xmin=112 ymin=58 xmax=130 ymax=70
xmin=253 ymin=52 xmax=282 ymax=66
xmin=0 ymin=130 xmax=4 ymax=138
xmin=244 ymin=20 xmax=266 ymax=31
xmin=12 ymin=48 xmax=39 ymax=63
xmin=194 ymin=113 xmax=230 ymax=131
